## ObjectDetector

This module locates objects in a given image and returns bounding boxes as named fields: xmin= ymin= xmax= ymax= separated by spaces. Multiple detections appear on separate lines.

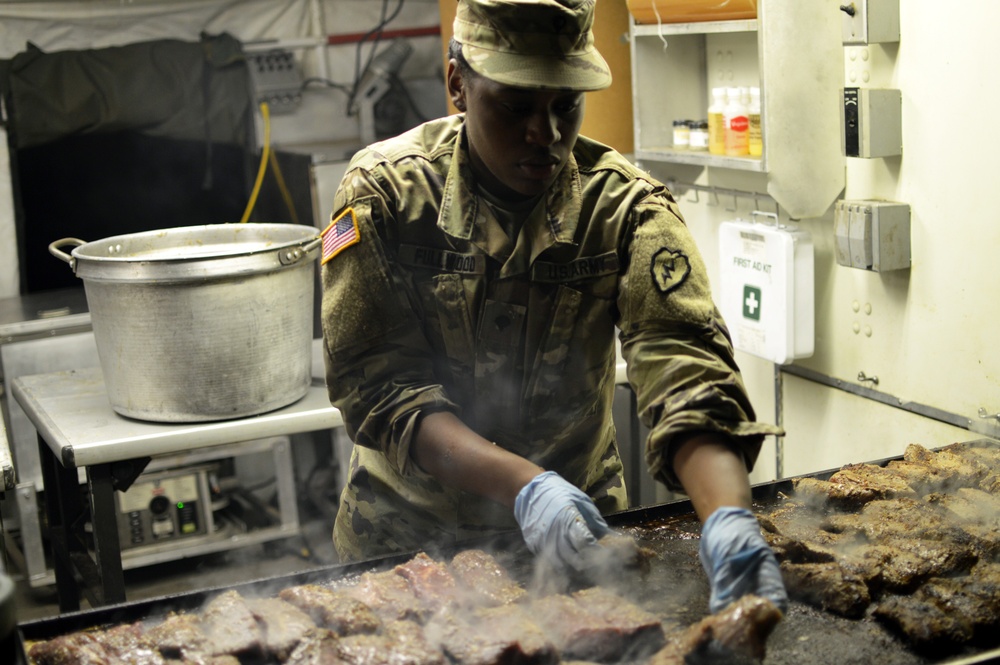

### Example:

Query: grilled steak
xmin=394 ymin=552 xmax=459 ymax=608
xmin=903 ymin=443 xmax=990 ymax=488
xmin=780 ymin=561 xmax=870 ymax=618
xmin=29 ymin=622 xmax=162 ymax=665
xmin=335 ymin=619 xmax=445 ymax=665
xmin=426 ymin=604 xmax=556 ymax=665
xmin=649 ymin=595 xmax=783 ymax=665
xmin=145 ymin=613 xmax=209 ymax=659
xmin=201 ymin=589 xmax=263 ymax=656
xmin=449 ymin=549 xmax=527 ymax=607
xmin=279 ymin=584 xmax=381 ymax=636
xmin=533 ymin=587 xmax=665 ymax=662
xmin=284 ymin=628 xmax=341 ymax=665
xmin=346 ymin=568 xmax=431 ymax=622
xmin=247 ymin=597 xmax=317 ymax=660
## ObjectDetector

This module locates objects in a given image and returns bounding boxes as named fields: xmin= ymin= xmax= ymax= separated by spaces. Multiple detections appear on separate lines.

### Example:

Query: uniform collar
xmin=438 ymin=120 xmax=582 ymax=255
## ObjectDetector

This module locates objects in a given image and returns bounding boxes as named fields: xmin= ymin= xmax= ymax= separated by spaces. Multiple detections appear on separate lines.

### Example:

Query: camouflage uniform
xmin=320 ymin=115 xmax=777 ymax=562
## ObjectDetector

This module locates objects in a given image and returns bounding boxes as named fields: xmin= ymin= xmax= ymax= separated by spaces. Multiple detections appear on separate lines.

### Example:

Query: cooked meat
xmin=827 ymin=463 xmax=918 ymax=501
xmin=648 ymin=595 xmax=783 ymax=665
xmin=882 ymin=459 xmax=959 ymax=494
xmin=394 ymin=552 xmax=459 ymax=608
xmin=941 ymin=441 xmax=1000 ymax=475
xmin=246 ymin=597 xmax=317 ymax=660
xmin=532 ymin=587 xmax=665 ymax=662
xmin=758 ymin=501 xmax=842 ymax=548
xmin=823 ymin=497 xmax=972 ymax=544
xmin=279 ymin=584 xmax=382 ymax=636
xmin=925 ymin=488 xmax=1000 ymax=559
xmin=200 ymin=589 xmax=263 ymax=656
xmin=346 ymin=568 xmax=432 ymax=622
xmin=878 ymin=538 xmax=979 ymax=591
xmin=145 ymin=613 xmax=209 ymax=659
xmin=28 ymin=623 xmax=163 ymax=665
xmin=284 ymin=628 xmax=342 ymax=665
xmin=790 ymin=476 xmax=884 ymax=510
xmin=335 ymin=619 xmax=446 ymax=665
xmin=425 ymin=604 xmax=556 ymax=665
xmin=903 ymin=443 xmax=990 ymax=488
xmin=779 ymin=561 xmax=870 ymax=618
xmin=449 ymin=549 xmax=527 ymax=607
xmin=873 ymin=592 xmax=975 ymax=647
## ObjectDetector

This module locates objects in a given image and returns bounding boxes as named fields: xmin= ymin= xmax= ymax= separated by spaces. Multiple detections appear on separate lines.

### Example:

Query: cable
xmin=300 ymin=76 xmax=353 ymax=95
xmin=346 ymin=0 xmax=406 ymax=117
xmin=239 ymin=101 xmax=271 ymax=224
xmin=267 ymin=149 xmax=301 ymax=226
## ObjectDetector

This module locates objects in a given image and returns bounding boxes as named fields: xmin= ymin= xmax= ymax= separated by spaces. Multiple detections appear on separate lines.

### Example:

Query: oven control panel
xmin=115 ymin=465 xmax=213 ymax=549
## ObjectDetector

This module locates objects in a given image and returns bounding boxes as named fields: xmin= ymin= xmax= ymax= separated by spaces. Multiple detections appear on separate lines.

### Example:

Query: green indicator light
xmin=177 ymin=502 xmax=185 ymax=510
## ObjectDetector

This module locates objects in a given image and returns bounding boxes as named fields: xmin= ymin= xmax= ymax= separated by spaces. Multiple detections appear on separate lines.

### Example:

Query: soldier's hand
xmin=699 ymin=506 xmax=789 ymax=614
xmin=513 ymin=470 xmax=610 ymax=573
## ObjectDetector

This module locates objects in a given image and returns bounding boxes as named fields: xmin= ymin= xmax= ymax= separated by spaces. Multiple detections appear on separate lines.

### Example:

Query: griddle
xmin=15 ymin=441 xmax=1000 ymax=665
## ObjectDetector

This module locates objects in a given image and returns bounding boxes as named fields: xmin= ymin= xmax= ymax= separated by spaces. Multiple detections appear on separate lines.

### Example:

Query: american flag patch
xmin=321 ymin=207 xmax=361 ymax=264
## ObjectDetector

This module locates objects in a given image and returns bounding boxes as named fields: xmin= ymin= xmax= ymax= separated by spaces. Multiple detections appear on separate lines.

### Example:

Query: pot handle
xmin=49 ymin=238 xmax=86 ymax=271
xmin=278 ymin=236 xmax=323 ymax=266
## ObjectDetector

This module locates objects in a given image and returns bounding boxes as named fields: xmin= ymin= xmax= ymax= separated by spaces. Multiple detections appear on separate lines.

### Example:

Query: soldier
xmin=320 ymin=0 xmax=787 ymax=614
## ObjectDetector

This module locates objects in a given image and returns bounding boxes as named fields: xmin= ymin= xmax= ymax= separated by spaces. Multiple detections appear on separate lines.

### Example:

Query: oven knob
xmin=149 ymin=495 xmax=171 ymax=515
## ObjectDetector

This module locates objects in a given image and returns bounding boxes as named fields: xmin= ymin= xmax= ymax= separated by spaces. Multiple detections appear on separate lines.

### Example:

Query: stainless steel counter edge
xmin=11 ymin=369 xmax=344 ymax=468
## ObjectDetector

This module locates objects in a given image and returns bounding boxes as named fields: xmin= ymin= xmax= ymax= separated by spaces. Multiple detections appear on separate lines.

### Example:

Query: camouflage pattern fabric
xmin=321 ymin=114 xmax=779 ymax=562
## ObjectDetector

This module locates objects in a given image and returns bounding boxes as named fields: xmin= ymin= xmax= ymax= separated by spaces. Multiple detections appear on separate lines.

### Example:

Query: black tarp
xmin=0 ymin=33 xmax=256 ymax=293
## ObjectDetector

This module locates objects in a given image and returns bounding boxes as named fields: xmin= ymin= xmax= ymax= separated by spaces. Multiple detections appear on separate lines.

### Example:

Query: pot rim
xmin=52 ymin=223 xmax=321 ymax=283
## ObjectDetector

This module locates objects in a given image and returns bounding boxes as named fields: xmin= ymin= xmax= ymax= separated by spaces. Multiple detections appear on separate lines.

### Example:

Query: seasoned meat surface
xmin=201 ymin=589 xmax=262 ymax=656
xmin=779 ymin=561 xmax=870 ymax=618
xmin=394 ymin=552 xmax=459 ymax=608
xmin=346 ymin=568 xmax=431 ymax=622
xmin=426 ymin=604 xmax=556 ymax=665
xmin=532 ymin=587 xmax=665 ymax=662
xmin=649 ymin=595 xmax=783 ymax=665
xmin=247 ymin=597 xmax=317 ymax=661
xmin=449 ymin=549 xmax=527 ymax=607
xmin=279 ymin=584 xmax=381 ymax=636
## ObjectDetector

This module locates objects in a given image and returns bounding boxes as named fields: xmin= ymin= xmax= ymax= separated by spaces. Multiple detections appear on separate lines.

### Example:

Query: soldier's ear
xmin=447 ymin=60 xmax=467 ymax=112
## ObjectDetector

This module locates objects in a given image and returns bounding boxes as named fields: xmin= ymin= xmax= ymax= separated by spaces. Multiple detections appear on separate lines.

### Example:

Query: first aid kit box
xmin=718 ymin=218 xmax=814 ymax=365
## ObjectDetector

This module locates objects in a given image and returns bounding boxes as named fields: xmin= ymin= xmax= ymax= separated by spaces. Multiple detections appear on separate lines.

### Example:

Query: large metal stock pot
xmin=49 ymin=223 xmax=321 ymax=422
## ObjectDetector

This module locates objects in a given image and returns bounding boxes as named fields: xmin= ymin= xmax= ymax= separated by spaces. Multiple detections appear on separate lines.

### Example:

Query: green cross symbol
xmin=743 ymin=285 xmax=762 ymax=321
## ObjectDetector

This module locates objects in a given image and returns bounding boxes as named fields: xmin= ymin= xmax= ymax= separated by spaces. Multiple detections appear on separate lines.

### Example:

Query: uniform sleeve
xmin=320 ymin=164 xmax=458 ymax=476
xmin=616 ymin=191 xmax=781 ymax=491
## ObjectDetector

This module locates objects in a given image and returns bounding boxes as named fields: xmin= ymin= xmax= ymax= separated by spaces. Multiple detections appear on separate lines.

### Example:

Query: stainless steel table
xmin=12 ymin=367 xmax=343 ymax=611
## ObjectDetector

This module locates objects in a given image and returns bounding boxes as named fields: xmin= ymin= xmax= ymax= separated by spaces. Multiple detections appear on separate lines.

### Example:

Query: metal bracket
xmin=857 ymin=371 xmax=879 ymax=386
xmin=979 ymin=408 xmax=1000 ymax=424
xmin=109 ymin=457 xmax=151 ymax=493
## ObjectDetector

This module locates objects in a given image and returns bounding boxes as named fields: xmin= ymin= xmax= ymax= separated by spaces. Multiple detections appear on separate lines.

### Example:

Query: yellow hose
xmin=240 ymin=101 xmax=271 ymax=223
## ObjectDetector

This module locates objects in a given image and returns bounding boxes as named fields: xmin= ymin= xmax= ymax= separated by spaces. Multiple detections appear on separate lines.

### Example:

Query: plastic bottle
xmin=748 ymin=86 xmax=762 ymax=157
xmin=707 ymin=87 xmax=727 ymax=156
xmin=723 ymin=86 xmax=749 ymax=157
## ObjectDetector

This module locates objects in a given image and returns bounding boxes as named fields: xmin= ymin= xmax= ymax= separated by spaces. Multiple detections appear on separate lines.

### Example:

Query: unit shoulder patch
xmin=650 ymin=247 xmax=691 ymax=295
xmin=321 ymin=207 xmax=361 ymax=264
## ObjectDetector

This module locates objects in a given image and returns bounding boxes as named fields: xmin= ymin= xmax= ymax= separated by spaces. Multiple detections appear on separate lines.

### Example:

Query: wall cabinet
xmin=629 ymin=1 xmax=845 ymax=219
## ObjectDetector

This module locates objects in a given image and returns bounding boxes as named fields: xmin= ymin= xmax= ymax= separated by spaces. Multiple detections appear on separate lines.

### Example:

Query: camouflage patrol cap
xmin=453 ymin=0 xmax=611 ymax=91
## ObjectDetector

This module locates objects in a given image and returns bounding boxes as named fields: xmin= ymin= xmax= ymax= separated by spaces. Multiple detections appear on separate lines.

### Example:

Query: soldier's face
xmin=449 ymin=62 xmax=585 ymax=201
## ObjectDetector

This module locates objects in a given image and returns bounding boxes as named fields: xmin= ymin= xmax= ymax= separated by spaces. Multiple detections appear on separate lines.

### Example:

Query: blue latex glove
xmin=513 ymin=471 xmax=611 ymax=573
xmin=700 ymin=506 xmax=789 ymax=614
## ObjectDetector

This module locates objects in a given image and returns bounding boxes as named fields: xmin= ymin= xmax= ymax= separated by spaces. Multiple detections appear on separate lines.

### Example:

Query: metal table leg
xmin=36 ymin=436 xmax=127 ymax=609
xmin=87 ymin=463 xmax=125 ymax=606
xmin=37 ymin=434 xmax=81 ymax=612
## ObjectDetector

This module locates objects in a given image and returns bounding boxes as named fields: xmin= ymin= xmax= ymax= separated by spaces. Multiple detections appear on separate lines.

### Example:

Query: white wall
xmin=647 ymin=0 xmax=1000 ymax=482
xmin=1 ymin=0 xmax=995 ymax=477
xmin=0 ymin=0 xmax=444 ymax=298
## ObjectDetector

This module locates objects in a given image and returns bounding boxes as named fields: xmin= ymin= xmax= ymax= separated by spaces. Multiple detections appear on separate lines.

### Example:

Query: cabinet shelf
xmin=628 ymin=0 xmax=845 ymax=219
xmin=635 ymin=147 xmax=764 ymax=172
xmin=631 ymin=19 xmax=757 ymax=37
